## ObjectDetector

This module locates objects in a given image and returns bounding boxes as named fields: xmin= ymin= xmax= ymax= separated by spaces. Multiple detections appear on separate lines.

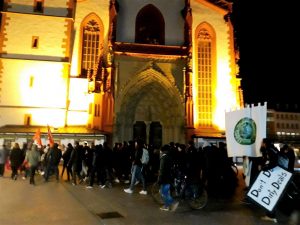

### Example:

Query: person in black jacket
xmin=124 ymin=139 xmax=147 ymax=194
xmin=157 ymin=144 xmax=179 ymax=212
xmin=260 ymin=138 xmax=279 ymax=172
xmin=9 ymin=143 xmax=24 ymax=180
xmin=61 ymin=143 xmax=73 ymax=181
xmin=68 ymin=141 xmax=83 ymax=185
xmin=44 ymin=143 xmax=62 ymax=182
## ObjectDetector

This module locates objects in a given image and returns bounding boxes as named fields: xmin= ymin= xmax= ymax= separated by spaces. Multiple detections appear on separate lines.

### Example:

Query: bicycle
xmin=151 ymin=170 xmax=208 ymax=210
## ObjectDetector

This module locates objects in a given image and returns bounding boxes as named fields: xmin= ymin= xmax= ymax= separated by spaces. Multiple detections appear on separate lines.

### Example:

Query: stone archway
xmin=114 ymin=67 xmax=185 ymax=145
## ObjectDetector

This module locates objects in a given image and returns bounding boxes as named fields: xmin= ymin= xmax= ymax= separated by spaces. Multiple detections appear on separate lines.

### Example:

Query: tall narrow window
xmin=24 ymin=114 xmax=31 ymax=126
xmin=196 ymin=26 xmax=215 ymax=127
xmin=94 ymin=104 xmax=97 ymax=117
xmin=135 ymin=4 xmax=165 ymax=45
xmin=34 ymin=0 xmax=44 ymax=13
xmin=29 ymin=76 xmax=34 ymax=87
xmin=94 ymin=104 xmax=100 ymax=117
xmin=81 ymin=19 xmax=101 ymax=77
xmin=32 ymin=36 xmax=39 ymax=48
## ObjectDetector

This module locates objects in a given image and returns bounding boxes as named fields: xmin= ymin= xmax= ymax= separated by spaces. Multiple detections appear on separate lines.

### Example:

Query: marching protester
xmin=61 ymin=143 xmax=73 ymax=182
xmin=44 ymin=143 xmax=62 ymax=182
xmin=0 ymin=144 xmax=10 ymax=177
xmin=9 ymin=143 xmax=23 ymax=180
xmin=157 ymin=144 xmax=179 ymax=211
xmin=100 ymin=141 xmax=114 ymax=188
xmin=68 ymin=141 xmax=84 ymax=186
xmin=124 ymin=139 xmax=147 ymax=194
xmin=86 ymin=143 xmax=101 ymax=189
xmin=25 ymin=143 xmax=41 ymax=185
xmin=259 ymin=138 xmax=280 ymax=223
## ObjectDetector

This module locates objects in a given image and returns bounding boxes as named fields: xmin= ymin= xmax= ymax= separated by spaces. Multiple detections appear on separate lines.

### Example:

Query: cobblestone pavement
xmin=0 ymin=167 xmax=298 ymax=225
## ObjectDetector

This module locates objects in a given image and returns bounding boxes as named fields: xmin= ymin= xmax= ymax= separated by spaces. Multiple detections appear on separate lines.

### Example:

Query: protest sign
xmin=225 ymin=102 xmax=267 ymax=157
xmin=247 ymin=166 xmax=293 ymax=212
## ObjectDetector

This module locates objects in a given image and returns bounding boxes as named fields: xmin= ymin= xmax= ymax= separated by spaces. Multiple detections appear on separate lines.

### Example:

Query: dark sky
xmin=232 ymin=1 xmax=299 ymax=108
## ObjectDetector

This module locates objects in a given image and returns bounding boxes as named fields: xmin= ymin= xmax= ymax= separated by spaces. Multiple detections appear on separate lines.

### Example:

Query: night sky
xmin=232 ymin=1 xmax=299 ymax=108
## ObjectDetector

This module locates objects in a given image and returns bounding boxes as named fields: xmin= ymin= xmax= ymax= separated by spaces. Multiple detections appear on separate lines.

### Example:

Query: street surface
xmin=0 ymin=167 xmax=297 ymax=225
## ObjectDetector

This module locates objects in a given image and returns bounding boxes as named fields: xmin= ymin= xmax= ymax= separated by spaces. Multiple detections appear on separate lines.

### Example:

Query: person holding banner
xmin=260 ymin=138 xmax=279 ymax=223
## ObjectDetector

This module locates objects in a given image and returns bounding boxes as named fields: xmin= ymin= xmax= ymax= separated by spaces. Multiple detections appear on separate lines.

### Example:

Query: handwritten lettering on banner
xmin=247 ymin=166 xmax=293 ymax=212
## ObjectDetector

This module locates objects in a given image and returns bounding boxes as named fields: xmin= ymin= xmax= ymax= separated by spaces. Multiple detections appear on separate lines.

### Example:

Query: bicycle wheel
xmin=151 ymin=182 xmax=164 ymax=205
xmin=188 ymin=186 xmax=208 ymax=210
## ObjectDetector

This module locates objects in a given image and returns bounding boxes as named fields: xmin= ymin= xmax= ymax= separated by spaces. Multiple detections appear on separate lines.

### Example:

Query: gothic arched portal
xmin=114 ymin=67 xmax=185 ymax=146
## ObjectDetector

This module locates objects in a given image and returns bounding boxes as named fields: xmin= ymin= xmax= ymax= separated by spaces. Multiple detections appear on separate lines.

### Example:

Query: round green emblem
xmin=234 ymin=117 xmax=256 ymax=145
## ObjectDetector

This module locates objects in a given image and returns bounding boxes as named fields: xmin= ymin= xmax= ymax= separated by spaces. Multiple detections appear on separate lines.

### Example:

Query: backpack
xmin=141 ymin=148 xmax=149 ymax=165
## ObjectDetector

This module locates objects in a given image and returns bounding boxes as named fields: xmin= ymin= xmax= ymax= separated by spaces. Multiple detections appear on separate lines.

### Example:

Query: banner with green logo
xmin=225 ymin=102 xmax=267 ymax=157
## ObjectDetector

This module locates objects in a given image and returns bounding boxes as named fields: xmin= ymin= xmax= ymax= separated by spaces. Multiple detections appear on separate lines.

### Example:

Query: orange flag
xmin=32 ymin=128 xmax=42 ymax=146
xmin=47 ymin=125 xmax=54 ymax=145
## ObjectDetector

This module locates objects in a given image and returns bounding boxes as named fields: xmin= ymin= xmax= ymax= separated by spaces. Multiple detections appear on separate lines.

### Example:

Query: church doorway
xmin=133 ymin=121 xmax=146 ymax=142
xmin=133 ymin=121 xmax=162 ymax=149
xmin=149 ymin=121 xmax=162 ymax=148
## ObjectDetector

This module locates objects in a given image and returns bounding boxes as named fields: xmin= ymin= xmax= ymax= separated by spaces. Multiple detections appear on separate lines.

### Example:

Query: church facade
xmin=0 ymin=0 xmax=243 ymax=147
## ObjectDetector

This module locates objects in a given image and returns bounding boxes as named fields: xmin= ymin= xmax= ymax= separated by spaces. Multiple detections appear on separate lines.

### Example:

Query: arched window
xmin=195 ymin=23 xmax=216 ymax=127
xmin=135 ymin=4 xmax=165 ymax=45
xmin=80 ymin=14 xmax=103 ymax=77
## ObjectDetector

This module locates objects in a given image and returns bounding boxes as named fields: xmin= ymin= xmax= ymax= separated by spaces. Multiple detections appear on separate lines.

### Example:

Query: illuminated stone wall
xmin=112 ymin=1 xmax=242 ymax=143
xmin=68 ymin=0 xmax=111 ymax=130
xmin=2 ymin=14 xmax=70 ymax=58
xmin=0 ymin=0 xmax=242 ymax=145
xmin=0 ymin=0 xmax=72 ymax=127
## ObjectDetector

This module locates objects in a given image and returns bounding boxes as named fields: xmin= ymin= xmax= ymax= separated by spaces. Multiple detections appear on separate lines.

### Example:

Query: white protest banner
xmin=225 ymin=102 xmax=267 ymax=157
xmin=247 ymin=166 xmax=293 ymax=212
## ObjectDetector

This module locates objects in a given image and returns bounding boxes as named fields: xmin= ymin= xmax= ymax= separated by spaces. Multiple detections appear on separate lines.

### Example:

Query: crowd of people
xmin=0 ymin=138 xmax=298 ymax=219
xmin=0 ymin=139 xmax=239 ymax=209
